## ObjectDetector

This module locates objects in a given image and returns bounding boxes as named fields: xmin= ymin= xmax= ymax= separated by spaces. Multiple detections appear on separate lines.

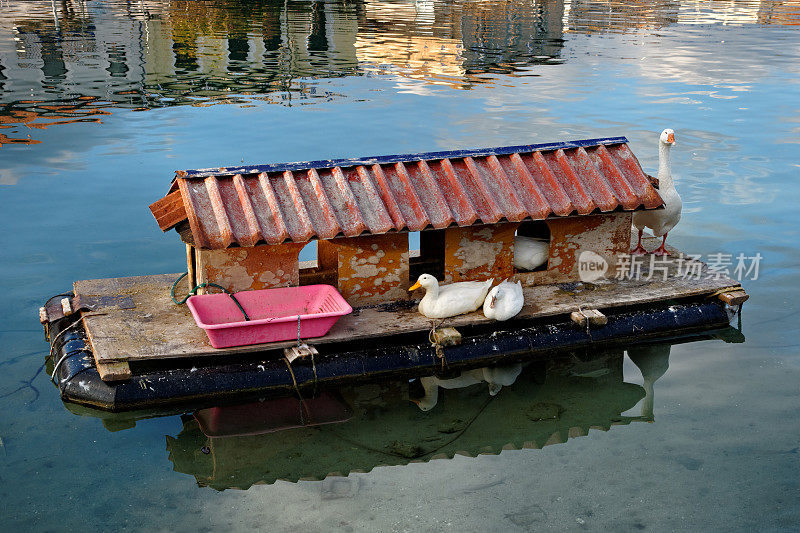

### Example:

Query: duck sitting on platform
xmin=514 ymin=236 xmax=549 ymax=271
xmin=412 ymin=363 xmax=523 ymax=411
xmin=409 ymin=274 xmax=493 ymax=319
xmin=632 ymin=128 xmax=682 ymax=256
xmin=483 ymin=280 xmax=524 ymax=321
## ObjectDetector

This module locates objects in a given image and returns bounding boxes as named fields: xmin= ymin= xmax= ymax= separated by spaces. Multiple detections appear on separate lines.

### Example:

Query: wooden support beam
xmin=570 ymin=309 xmax=607 ymax=328
xmin=96 ymin=361 xmax=132 ymax=381
xmin=717 ymin=289 xmax=749 ymax=306
xmin=284 ymin=343 xmax=319 ymax=363
xmin=61 ymin=297 xmax=73 ymax=316
xmin=431 ymin=327 xmax=462 ymax=347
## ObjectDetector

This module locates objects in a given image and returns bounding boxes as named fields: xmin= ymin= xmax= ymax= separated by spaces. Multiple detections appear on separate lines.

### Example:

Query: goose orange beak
xmin=409 ymin=281 xmax=421 ymax=291
xmin=667 ymin=132 xmax=675 ymax=144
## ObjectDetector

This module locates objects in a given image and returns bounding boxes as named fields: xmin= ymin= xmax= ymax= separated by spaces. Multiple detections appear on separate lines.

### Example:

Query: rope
xmin=50 ymin=346 xmax=90 ymax=385
xmin=577 ymin=306 xmax=592 ymax=338
xmin=170 ymin=272 xmax=250 ymax=321
xmin=48 ymin=315 xmax=87 ymax=383
xmin=428 ymin=320 xmax=448 ymax=371
xmin=310 ymin=348 xmax=318 ymax=398
xmin=284 ymin=357 xmax=311 ymax=424
xmin=292 ymin=311 xmax=318 ymax=396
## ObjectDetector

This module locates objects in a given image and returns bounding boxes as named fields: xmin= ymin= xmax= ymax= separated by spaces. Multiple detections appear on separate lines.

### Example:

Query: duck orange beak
xmin=667 ymin=132 xmax=675 ymax=144
xmin=409 ymin=281 xmax=421 ymax=291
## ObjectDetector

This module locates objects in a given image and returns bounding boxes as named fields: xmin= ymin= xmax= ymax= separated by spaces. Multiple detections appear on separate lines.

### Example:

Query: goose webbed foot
xmin=631 ymin=227 xmax=647 ymax=255
xmin=652 ymin=246 xmax=670 ymax=256
xmin=652 ymin=235 xmax=670 ymax=256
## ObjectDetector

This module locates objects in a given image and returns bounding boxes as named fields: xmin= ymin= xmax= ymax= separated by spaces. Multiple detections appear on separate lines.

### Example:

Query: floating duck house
xmin=42 ymin=136 xmax=748 ymax=412
xmin=150 ymin=137 xmax=662 ymax=306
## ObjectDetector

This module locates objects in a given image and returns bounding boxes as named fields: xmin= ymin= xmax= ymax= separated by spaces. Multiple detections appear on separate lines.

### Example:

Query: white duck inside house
xmin=409 ymin=274 xmax=493 ymax=319
xmin=513 ymin=235 xmax=549 ymax=271
xmin=632 ymin=128 xmax=682 ymax=256
xmin=483 ymin=280 xmax=524 ymax=321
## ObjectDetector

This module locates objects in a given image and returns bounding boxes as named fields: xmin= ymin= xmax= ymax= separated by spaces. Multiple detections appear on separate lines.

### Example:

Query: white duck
xmin=409 ymin=274 xmax=493 ymax=319
xmin=514 ymin=236 xmax=549 ymax=270
xmin=632 ymin=128 xmax=682 ymax=256
xmin=412 ymin=363 xmax=523 ymax=411
xmin=483 ymin=280 xmax=524 ymax=321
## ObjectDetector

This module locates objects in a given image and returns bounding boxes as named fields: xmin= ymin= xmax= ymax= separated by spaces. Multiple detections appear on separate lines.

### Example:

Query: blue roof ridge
xmin=178 ymin=136 xmax=629 ymax=179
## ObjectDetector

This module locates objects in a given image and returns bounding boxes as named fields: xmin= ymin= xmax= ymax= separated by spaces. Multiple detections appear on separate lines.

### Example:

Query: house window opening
xmin=299 ymin=240 xmax=337 ymax=286
xmin=409 ymin=229 xmax=445 ymax=281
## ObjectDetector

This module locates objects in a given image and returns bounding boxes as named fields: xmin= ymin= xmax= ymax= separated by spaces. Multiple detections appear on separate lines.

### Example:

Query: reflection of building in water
xmin=459 ymin=0 xmax=565 ymax=72
xmin=0 ymin=0 xmax=361 ymax=143
xmin=3 ymin=0 xmax=796 ymax=143
xmin=147 ymin=0 xmax=360 ymax=96
xmin=678 ymin=0 xmax=800 ymax=25
xmin=562 ymin=0 xmax=800 ymax=32
xmin=165 ymin=350 xmax=648 ymax=490
xmin=1 ymin=0 xmax=361 ymax=103
xmin=356 ymin=0 xmax=565 ymax=88
xmin=562 ymin=0 xmax=680 ymax=33
xmin=0 ymin=1 xmax=156 ymax=144
xmin=0 ymin=0 xmax=569 ymax=141
xmin=757 ymin=0 xmax=800 ymax=25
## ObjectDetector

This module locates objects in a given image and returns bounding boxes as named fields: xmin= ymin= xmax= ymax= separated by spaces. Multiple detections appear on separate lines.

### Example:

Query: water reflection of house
xmin=165 ymin=350 xmax=646 ymax=490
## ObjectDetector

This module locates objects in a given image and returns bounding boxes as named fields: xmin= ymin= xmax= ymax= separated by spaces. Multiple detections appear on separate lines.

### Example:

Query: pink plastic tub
xmin=186 ymin=284 xmax=352 ymax=349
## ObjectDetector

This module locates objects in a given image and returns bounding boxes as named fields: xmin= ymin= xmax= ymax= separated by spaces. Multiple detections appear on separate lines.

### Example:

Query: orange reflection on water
xmin=0 ymin=97 xmax=112 ymax=147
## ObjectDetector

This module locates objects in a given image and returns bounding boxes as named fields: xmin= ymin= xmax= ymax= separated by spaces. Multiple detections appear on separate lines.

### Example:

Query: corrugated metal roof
xmin=153 ymin=137 xmax=663 ymax=249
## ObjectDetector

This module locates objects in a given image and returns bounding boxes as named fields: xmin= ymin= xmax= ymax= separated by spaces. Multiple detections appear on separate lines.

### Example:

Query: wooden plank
xmin=149 ymin=190 xmax=186 ymax=231
xmin=432 ymin=327 xmax=462 ymax=347
xmin=75 ymin=238 xmax=742 ymax=368
xmin=718 ymin=289 xmax=749 ymax=306
xmin=96 ymin=361 xmax=132 ymax=381
xmin=570 ymin=309 xmax=607 ymax=328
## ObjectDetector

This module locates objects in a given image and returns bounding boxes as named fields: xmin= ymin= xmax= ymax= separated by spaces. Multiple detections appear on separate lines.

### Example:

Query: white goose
xmin=409 ymin=274 xmax=493 ymax=319
xmin=483 ymin=280 xmax=524 ymax=321
xmin=412 ymin=363 xmax=523 ymax=411
xmin=632 ymin=128 xmax=682 ymax=256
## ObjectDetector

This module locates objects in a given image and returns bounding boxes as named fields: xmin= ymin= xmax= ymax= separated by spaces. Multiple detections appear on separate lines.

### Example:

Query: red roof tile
xmin=152 ymin=137 xmax=663 ymax=249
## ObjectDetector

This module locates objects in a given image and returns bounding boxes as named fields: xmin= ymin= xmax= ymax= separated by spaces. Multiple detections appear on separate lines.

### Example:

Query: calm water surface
xmin=1 ymin=0 xmax=800 ymax=530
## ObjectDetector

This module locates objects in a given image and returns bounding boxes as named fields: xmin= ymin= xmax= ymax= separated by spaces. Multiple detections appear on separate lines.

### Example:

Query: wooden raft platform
xmin=75 ymin=243 xmax=744 ymax=381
